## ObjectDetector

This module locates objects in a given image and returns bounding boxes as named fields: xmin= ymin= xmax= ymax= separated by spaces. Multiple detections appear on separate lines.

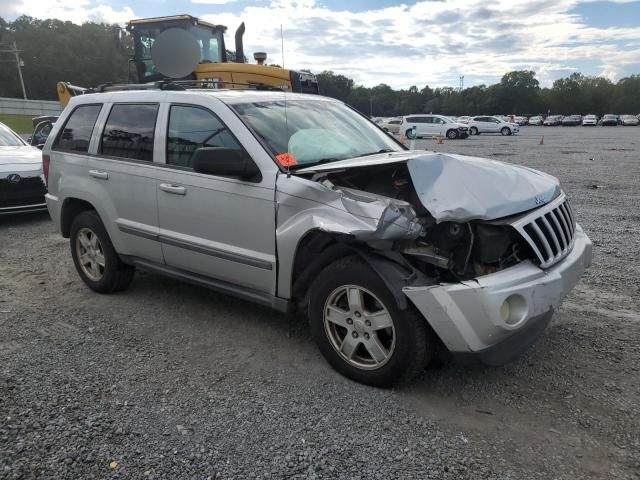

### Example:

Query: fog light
xmin=500 ymin=295 xmax=528 ymax=326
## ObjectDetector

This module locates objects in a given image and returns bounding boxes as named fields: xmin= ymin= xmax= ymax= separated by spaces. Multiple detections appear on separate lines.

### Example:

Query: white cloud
xmin=192 ymin=0 xmax=241 ymax=4
xmin=1 ymin=0 xmax=135 ymax=25
xmin=199 ymin=0 xmax=640 ymax=88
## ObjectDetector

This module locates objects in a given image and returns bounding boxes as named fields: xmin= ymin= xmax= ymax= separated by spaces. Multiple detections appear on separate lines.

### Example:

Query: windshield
xmin=232 ymin=99 xmax=403 ymax=169
xmin=136 ymin=25 xmax=223 ymax=81
xmin=0 ymin=124 xmax=25 ymax=146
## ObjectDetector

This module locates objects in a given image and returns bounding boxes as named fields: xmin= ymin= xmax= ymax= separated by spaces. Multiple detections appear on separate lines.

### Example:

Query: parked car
xmin=400 ymin=114 xmax=469 ymax=139
xmin=562 ymin=115 xmax=582 ymax=126
xmin=601 ymin=114 xmax=619 ymax=126
xmin=456 ymin=116 xmax=472 ymax=124
xmin=582 ymin=114 xmax=598 ymax=126
xmin=468 ymin=116 xmax=519 ymax=136
xmin=0 ymin=121 xmax=47 ymax=215
xmin=378 ymin=117 xmax=402 ymax=134
xmin=543 ymin=115 xmax=563 ymax=126
xmin=528 ymin=116 xmax=544 ymax=126
xmin=621 ymin=115 xmax=639 ymax=126
xmin=44 ymin=87 xmax=592 ymax=387
xmin=514 ymin=116 xmax=528 ymax=126
xmin=28 ymin=115 xmax=58 ymax=148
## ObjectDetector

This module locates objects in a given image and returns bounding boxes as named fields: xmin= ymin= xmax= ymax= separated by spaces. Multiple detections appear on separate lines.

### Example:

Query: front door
xmin=156 ymin=104 xmax=277 ymax=294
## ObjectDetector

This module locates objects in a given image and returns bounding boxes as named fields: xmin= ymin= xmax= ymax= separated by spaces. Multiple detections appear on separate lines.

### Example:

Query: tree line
xmin=317 ymin=70 xmax=640 ymax=118
xmin=1 ymin=16 xmax=639 ymax=117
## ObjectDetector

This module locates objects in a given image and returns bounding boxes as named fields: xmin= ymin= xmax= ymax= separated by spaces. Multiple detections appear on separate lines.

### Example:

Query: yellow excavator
xmin=57 ymin=14 xmax=318 ymax=107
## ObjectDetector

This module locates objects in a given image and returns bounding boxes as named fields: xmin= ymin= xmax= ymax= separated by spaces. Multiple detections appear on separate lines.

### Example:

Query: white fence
xmin=0 ymin=97 xmax=61 ymax=116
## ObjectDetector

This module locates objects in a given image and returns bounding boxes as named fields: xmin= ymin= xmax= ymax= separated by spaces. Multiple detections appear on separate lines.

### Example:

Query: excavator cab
xmin=127 ymin=15 xmax=228 ymax=83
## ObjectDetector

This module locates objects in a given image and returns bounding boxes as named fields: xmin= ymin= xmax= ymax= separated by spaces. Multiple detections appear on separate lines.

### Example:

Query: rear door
xmin=155 ymin=102 xmax=277 ymax=294
xmin=89 ymin=102 xmax=163 ymax=262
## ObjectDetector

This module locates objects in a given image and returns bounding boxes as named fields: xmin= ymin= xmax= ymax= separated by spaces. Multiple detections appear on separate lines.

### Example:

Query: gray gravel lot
xmin=1 ymin=126 xmax=639 ymax=479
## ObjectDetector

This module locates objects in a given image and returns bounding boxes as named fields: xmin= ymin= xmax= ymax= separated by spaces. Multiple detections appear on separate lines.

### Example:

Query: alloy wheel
xmin=76 ymin=227 xmax=106 ymax=281
xmin=323 ymin=285 xmax=396 ymax=370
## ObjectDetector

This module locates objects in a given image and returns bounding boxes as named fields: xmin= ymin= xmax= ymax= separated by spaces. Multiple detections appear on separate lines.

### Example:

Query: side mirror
xmin=37 ymin=144 xmax=45 ymax=150
xmin=26 ymin=136 xmax=33 ymax=144
xmin=192 ymin=147 xmax=261 ymax=182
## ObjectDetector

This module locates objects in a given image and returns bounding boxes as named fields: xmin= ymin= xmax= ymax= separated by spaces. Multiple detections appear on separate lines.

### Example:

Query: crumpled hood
xmin=296 ymin=151 xmax=560 ymax=223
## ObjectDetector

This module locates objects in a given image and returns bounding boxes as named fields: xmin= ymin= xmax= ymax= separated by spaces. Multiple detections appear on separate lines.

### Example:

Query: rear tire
xmin=308 ymin=256 xmax=431 ymax=387
xmin=70 ymin=210 xmax=135 ymax=293
xmin=501 ymin=127 xmax=511 ymax=136
xmin=470 ymin=126 xmax=479 ymax=135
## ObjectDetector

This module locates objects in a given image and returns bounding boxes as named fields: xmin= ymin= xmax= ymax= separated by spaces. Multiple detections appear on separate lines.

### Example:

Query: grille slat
xmin=541 ymin=214 xmax=562 ymax=254
xmin=531 ymin=221 xmax=554 ymax=261
xmin=514 ymin=196 xmax=576 ymax=269
xmin=554 ymin=208 xmax=571 ymax=247
xmin=550 ymin=210 xmax=568 ymax=250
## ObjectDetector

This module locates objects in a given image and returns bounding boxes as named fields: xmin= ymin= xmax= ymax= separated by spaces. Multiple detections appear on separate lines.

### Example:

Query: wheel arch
xmin=289 ymin=229 xmax=435 ymax=312
xmin=60 ymin=197 xmax=97 ymax=238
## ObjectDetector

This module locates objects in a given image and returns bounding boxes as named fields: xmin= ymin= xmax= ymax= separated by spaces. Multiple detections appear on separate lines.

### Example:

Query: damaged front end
xmin=283 ymin=152 xmax=561 ymax=289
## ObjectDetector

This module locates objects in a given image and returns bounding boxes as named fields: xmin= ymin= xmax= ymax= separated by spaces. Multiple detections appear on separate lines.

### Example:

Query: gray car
xmin=0 ymin=121 xmax=47 ymax=215
xmin=44 ymin=87 xmax=592 ymax=387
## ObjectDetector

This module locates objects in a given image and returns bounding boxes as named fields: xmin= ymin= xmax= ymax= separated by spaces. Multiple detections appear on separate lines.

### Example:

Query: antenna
xmin=280 ymin=24 xmax=290 ymax=175
xmin=280 ymin=24 xmax=285 ymax=69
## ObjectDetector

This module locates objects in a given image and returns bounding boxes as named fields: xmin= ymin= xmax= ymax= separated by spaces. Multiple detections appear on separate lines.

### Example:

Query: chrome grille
xmin=512 ymin=194 xmax=576 ymax=269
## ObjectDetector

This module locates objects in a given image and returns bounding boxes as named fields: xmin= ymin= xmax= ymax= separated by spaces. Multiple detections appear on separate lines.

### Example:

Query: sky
xmin=1 ymin=0 xmax=639 ymax=89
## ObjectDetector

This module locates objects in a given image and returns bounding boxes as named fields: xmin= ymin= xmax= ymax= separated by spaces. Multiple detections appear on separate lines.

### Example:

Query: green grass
xmin=0 ymin=114 xmax=34 ymax=134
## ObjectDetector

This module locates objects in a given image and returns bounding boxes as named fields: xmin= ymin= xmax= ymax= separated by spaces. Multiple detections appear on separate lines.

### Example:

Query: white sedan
xmin=468 ymin=116 xmax=520 ymax=136
xmin=0 ymin=122 xmax=47 ymax=215
xmin=621 ymin=115 xmax=639 ymax=126
xmin=582 ymin=114 xmax=598 ymax=126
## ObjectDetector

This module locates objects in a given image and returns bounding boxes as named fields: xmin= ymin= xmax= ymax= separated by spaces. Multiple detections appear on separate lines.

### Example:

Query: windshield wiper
xmin=358 ymin=149 xmax=395 ymax=157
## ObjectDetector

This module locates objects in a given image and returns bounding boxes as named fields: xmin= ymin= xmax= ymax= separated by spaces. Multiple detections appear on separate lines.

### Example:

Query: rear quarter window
xmin=53 ymin=104 xmax=102 ymax=153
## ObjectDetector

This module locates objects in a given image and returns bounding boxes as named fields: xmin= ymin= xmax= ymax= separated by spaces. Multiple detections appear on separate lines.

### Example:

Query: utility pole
xmin=459 ymin=75 xmax=464 ymax=91
xmin=369 ymin=90 xmax=373 ymax=117
xmin=13 ymin=42 xmax=27 ymax=99
xmin=0 ymin=41 xmax=27 ymax=99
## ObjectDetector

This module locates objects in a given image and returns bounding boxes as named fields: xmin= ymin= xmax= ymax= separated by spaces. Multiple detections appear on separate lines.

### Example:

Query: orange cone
xmin=436 ymin=135 xmax=444 ymax=145
xmin=399 ymin=135 xmax=406 ymax=145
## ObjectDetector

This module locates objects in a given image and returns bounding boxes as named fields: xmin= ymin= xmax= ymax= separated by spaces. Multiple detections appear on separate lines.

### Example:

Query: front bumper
xmin=403 ymin=224 xmax=592 ymax=365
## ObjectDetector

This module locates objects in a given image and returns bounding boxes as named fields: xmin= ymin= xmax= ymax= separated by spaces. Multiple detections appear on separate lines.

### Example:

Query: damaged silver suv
xmin=44 ymin=87 xmax=592 ymax=387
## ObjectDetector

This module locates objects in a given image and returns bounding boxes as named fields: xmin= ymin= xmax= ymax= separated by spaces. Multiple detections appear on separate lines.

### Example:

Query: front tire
xmin=501 ymin=127 xmax=511 ymax=136
xmin=309 ymin=256 xmax=430 ymax=387
xmin=70 ymin=210 xmax=135 ymax=293
xmin=446 ymin=129 xmax=458 ymax=139
xmin=469 ymin=126 xmax=479 ymax=135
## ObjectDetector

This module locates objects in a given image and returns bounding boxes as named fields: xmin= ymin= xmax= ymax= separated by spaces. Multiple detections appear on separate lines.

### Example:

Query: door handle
xmin=159 ymin=183 xmax=186 ymax=195
xmin=89 ymin=170 xmax=109 ymax=180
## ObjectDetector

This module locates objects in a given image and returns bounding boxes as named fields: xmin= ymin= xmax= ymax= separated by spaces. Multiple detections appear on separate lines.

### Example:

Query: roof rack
xmin=88 ymin=79 xmax=288 ymax=94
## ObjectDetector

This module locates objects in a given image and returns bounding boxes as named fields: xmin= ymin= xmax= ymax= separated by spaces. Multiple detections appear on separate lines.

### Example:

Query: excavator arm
xmin=57 ymin=81 xmax=87 ymax=108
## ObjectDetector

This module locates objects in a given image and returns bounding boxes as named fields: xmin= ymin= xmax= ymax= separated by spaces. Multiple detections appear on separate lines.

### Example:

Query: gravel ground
xmin=1 ymin=126 xmax=639 ymax=479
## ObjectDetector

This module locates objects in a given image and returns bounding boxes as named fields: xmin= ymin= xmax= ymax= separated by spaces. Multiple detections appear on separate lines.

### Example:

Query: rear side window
xmin=406 ymin=116 xmax=429 ymax=124
xmin=166 ymin=105 xmax=243 ymax=169
xmin=100 ymin=104 xmax=159 ymax=162
xmin=53 ymin=104 xmax=101 ymax=153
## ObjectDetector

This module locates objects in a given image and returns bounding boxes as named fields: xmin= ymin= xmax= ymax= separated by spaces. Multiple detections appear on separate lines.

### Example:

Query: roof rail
xmin=86 ymin=79 xmax=287 ymax=94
